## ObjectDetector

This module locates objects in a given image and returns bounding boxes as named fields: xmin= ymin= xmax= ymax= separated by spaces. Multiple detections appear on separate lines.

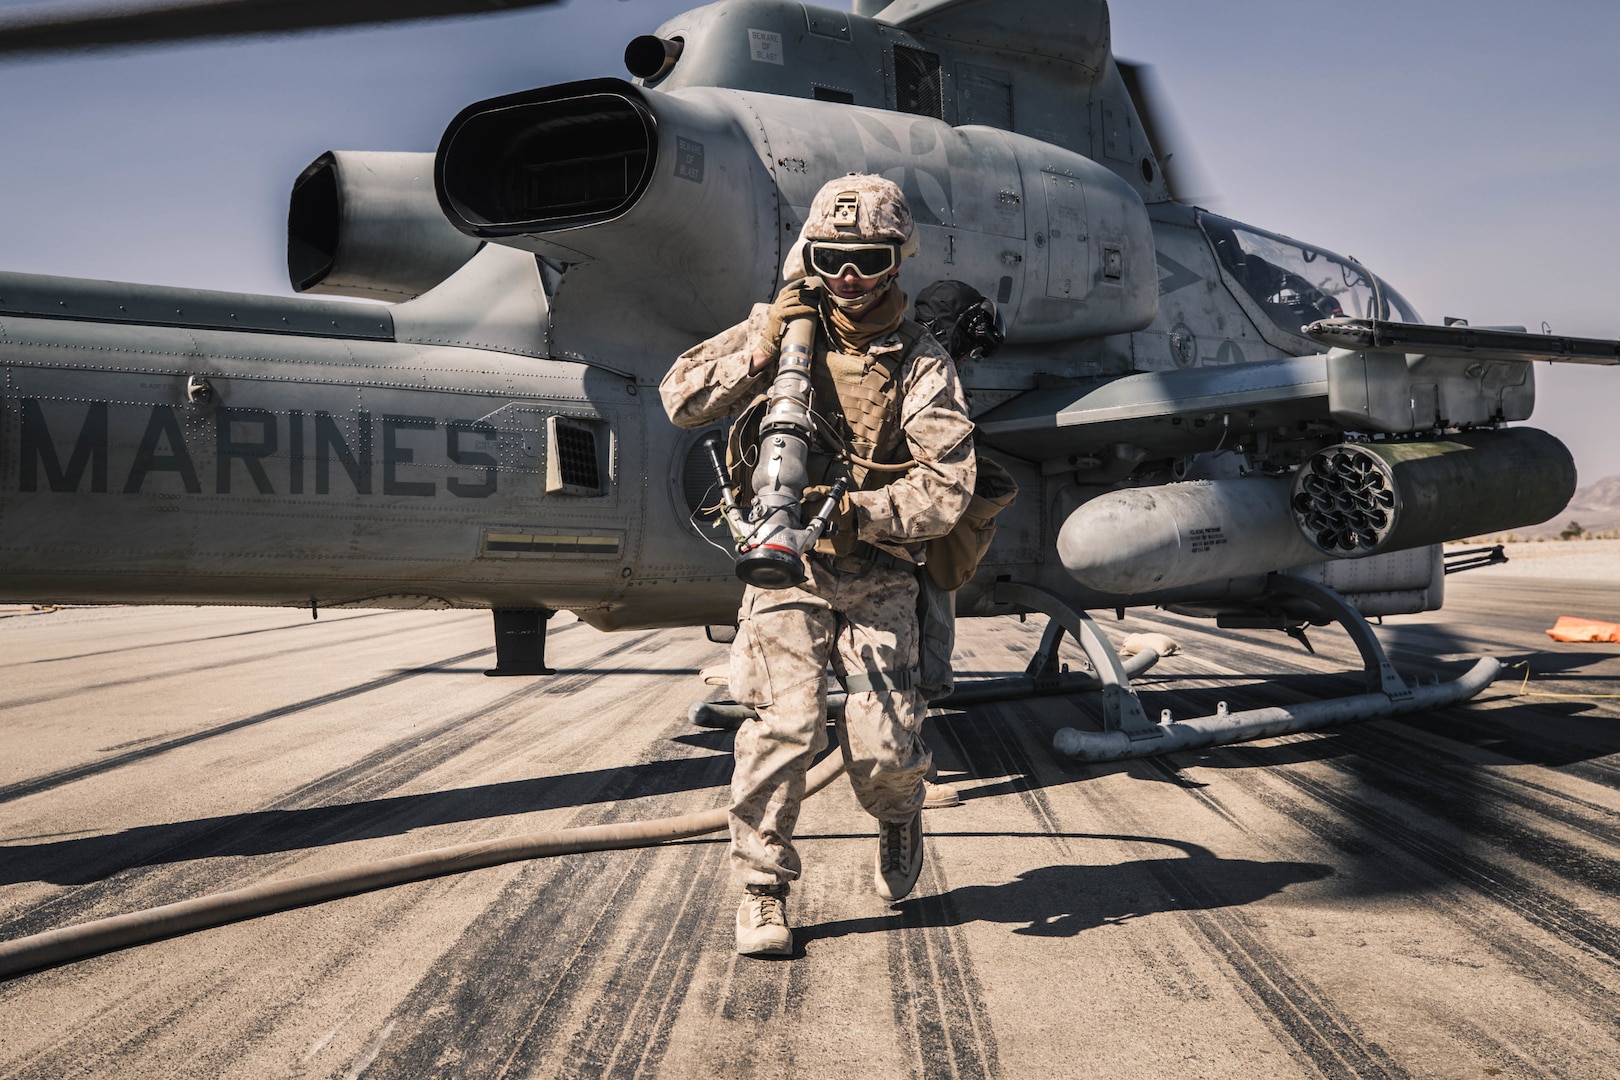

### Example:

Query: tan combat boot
xmin=874 ymin=811 xmax=923 ymax=901
xmin=735 ymin=886 xmax=793 ymax=957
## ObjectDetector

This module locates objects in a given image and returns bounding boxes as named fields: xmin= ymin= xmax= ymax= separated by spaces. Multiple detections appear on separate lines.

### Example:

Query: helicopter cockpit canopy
xmin=1199 ymin=213 xmax=1420 ymax=340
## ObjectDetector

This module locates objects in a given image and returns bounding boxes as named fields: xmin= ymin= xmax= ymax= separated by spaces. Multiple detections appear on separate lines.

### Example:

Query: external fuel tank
xmin=1059 ymin=427 xmax=1577 ymax=597
xmin=1058 ymin=476 xmax=1320 ymax=595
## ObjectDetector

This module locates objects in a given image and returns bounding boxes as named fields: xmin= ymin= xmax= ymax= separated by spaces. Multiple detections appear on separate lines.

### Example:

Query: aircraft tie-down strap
xmin=838 ymin=666 xmax=919 ymax=695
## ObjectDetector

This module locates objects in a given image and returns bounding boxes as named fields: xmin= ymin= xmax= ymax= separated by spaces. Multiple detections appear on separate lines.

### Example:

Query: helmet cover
xmin=782 ymin=173 xmax=920 ymax=280
xmin=801 ymin=174 xmax=916 ymax=248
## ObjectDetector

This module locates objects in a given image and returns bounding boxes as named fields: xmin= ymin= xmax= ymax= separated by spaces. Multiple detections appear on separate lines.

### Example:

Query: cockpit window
xmin=1199 ymin=213 xmax=1420 ymax=336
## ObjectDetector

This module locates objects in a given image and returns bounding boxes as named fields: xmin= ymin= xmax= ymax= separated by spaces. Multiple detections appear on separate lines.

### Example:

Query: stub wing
xmin=973 ymin=355 xmax=1331 ymax=464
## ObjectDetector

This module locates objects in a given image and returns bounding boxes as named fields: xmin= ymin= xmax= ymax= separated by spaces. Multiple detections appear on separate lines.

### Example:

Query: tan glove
xmin=800 ymin=483 xmax=834 ymax=518
xmin=802 ymin=485 xmax=859 ymax=556
xmin=829 ymin=493 xmax=859 ymax=557
xmin=757 ymin=279 xmax=819 ymax=361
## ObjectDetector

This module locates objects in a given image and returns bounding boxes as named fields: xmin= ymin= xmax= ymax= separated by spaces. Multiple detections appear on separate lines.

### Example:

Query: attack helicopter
xmin=1 ymin=0 xmax=1616 ymax=762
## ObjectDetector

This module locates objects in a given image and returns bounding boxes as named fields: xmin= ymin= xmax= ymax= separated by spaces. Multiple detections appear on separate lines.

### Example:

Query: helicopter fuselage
xmin=0 ymin=0 xmax=1578 ymax=635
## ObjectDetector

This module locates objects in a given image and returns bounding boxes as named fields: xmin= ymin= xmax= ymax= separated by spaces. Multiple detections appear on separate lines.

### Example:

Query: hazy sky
xmin=0 ymin=0 xmax=1613 ymax=481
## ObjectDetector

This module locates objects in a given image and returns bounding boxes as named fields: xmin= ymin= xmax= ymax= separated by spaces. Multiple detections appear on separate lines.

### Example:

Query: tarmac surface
xmin=2 ymin=566 xmax=1619 ymax=1079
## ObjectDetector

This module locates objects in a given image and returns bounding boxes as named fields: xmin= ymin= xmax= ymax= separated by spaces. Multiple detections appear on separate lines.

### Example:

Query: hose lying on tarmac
xmin=0 ymin=752 xmax=849 ymax=980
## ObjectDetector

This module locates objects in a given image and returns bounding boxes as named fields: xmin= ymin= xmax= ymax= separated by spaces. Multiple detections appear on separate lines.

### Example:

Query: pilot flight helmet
xmin=783 ymin=174 xmax=920 ymax=283
xmin=915 ymin=279 xmax=1006 ymax=362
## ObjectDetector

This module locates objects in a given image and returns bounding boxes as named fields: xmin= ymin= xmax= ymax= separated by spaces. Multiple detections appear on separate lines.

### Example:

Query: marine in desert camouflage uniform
xmin=660 ymin=175 xmax=975 ymax=957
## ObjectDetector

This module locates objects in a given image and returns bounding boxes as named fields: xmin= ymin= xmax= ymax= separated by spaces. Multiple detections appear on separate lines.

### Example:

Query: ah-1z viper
xmin=1 ymin=0 xmax=1615 ymax=762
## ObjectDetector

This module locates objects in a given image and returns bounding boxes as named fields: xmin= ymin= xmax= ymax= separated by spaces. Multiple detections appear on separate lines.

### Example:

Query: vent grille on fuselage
xmin=553 ymin=420 xmax=601 ymax=491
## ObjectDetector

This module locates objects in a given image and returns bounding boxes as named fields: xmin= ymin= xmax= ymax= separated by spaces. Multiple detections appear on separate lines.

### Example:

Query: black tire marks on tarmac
xmin=358 ymin=730 xmax=735 ymax=1078
xmin=2 ymin=630 xmax=722 ymax=1077
xmin=0 ymin=646 xmax=493 ymax=806
xmin=0 ymin=634 xmax=678 ymax=936
xmin=943 ymin=690 xmax=1413 ymax=1080
xmin=1214 ymin=745 xmax=1620 ymax=1045
xmin=885 ymin=857 xmax=1002 ymax=1080
xmin=362 ymin=680 xmax=1008 ymax=1079
xmin=1138 ymin=638 xmax=1620 ymax=1071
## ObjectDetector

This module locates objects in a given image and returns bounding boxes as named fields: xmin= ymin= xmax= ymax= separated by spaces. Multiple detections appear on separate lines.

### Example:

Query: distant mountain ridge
xmin=1568 ymin=475 xmax=1620 ymax=519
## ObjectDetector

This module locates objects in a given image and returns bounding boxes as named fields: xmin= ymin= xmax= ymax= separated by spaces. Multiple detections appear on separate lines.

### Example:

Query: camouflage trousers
xmin=727 ymin=553 xmax=931 ymax=889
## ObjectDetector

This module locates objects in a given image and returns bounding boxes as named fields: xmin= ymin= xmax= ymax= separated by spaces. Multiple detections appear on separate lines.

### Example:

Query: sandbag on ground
xmin=1546 ymin=616 xmax=1620 ymax=643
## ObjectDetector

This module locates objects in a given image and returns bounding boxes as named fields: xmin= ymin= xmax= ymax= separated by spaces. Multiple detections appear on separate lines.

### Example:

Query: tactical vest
xmin=722 ymin=315 xmax=1016 ymax=586
xmin=727 ymin=318 xmax=924 ymax=500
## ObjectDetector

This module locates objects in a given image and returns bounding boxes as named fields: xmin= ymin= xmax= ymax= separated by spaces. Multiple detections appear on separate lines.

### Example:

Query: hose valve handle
xmin=697 ymin=429 xmax=750 ymax=541
xmin=805 ymin=477 xmax=850 ymax=541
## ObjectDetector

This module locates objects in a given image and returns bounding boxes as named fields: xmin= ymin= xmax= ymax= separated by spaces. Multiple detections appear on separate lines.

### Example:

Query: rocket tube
xmin=1290 ymin=427 xmax=1576 ymax=557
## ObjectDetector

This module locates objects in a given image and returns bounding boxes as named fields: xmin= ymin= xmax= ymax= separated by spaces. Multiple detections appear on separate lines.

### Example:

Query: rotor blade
xmin=1116 ymin=59 xmax=1218 ymax=206
xmin=1306 ymin=318 xmax=1620 ymax=366
xmin=0 ymin=0 xmax=569 ymax=56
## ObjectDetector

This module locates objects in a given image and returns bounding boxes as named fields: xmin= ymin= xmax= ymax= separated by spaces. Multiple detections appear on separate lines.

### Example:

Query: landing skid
xmin=1003 ymin=577 xmax=1500 ymax=763
xmin=686 ymin=578 xmax=1499 ymax=762
xmin=685 ymin=618 xmax=1161 ymax=730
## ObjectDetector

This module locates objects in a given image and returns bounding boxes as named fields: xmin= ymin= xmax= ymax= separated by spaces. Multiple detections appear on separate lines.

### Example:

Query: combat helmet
xmin=783 ymin=174 xmax=919 ymax=282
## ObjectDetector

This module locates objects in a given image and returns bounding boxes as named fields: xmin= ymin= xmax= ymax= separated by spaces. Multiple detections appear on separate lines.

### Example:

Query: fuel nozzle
xmin=730 ymin=317 xmax=840 ymax=589
xmin=735 ymin=475 xmax=849 ymax=588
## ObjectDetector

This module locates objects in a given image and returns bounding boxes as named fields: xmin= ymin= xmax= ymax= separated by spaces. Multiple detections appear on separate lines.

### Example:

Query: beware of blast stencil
xmin=748 ymin=28 xmax=783 ymax=64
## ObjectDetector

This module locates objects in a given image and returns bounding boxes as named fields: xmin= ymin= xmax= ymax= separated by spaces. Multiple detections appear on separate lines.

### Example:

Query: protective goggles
xmin=806 ymin=241 xmax=898 ymax=280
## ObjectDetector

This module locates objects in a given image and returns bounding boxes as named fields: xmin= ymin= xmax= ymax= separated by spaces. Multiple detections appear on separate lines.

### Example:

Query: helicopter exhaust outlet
xmin=624 ymin=35 xmax=683 ymax=82
xmin=288 ymin=151 xmax=482 ymax=301
xmin=1290 ymin=427 xmax=1575 ymax=557
xmin=435 ymin=78 xmax=778 ymax=341
xmin=1058 ymin=476 xmax=1322 ymax=595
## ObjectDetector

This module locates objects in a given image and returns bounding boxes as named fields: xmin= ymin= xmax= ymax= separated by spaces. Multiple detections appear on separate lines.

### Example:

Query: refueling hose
xmin=0 ymin=753 xmax=849 ymax=980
